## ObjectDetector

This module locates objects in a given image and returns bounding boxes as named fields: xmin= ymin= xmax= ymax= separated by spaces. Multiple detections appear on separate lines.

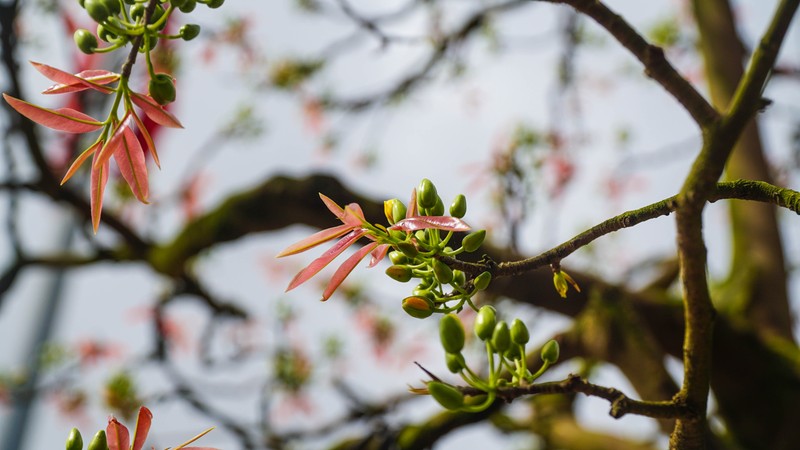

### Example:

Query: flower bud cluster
xmin=73 ymin=0 xmax=211 ymax=104
xmin=426 ymin=308 xmax=560 ymax=412
xmin=387 ymin=179 xmax=491 ymax=319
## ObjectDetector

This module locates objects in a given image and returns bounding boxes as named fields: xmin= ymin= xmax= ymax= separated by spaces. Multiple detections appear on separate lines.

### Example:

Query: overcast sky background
xmin=1 ymin=0 xmax=799 ymax=448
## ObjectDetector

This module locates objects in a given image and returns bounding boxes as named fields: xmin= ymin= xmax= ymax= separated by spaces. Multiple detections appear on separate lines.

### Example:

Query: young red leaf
xmin=114 ymin=126 xmax=149 ymax=203
xmin=94 ymin=117 xmax=128 ymax=168
xmin=319 ymin=193 xmax=345 ymax=219
xmin=131 ymin=110 xmax=160 ymax=168
xmin=390 ymin=216 xmax=470 ymax=232
xmin=322 ymin=242 xmax=379 ymax=301
xmin=342 ymin=204 xmax=365 ymax=227
xmin=32 ymin=61 xmax=117 ymax=95
xmin=130 ymin=92 xmax=183 ymax=128
xmin=3 ymin=93 xmax=103 ymax=133
xmin=276 ymin=223 xmax=352 ymax=257
xmin=106 ymin=417 xmax=130 ymax=450
xmin=61 ymin=139 xmax=102 ymax=184
xmin=368 ymin=243 xmax=390 ymax=268
xmin=130 ymin=406 xmax=153 ymax=450
xmin=91 ymin=151 xmax=109 ymax=233
xmin=407 ymin=188 xmax=418 ymax=218
xmin=285 ymin=229 xmax=365 ymax=292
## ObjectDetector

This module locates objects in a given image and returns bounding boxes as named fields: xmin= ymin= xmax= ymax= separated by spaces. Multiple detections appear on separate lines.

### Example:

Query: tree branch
xmin=546 ymin=0 xmax=719 ymax=128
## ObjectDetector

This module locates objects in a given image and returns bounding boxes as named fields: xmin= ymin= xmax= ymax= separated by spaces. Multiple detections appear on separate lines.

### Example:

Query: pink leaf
xmin=319 ymin=193 xmax=345 ymax=219
xmin=407 ymin=188 xmax=418 ymax=218
xmin=114 ymin=126 xmax=149 ymax=203
xmin=32 ymin=61 xmax=118 ymax=95
xmin=322 ymin=242 xmax=378 ymax=301
xmin=94 ymin=117 xmax=128 ymax=168
xmin=130 ymin=92 xmax=183 ymax=128
xmin=285 ymin=230 xmax=365 ymax=292
xmin=368 ymin=244 xmax=390 ymax=268
xmin=61 ymin=140 xmax=102 ymax=184
xmin=131 ymin=110 xmax=160 ymax=168
xmin=131 ymin=406 xmax=153 ymax=450
xmin=390 ymin=216 xmax=470 ymax=232
xmin=342 ymin=204 xmax=365 ymax=227
xmin=106 ymin=417 xmax=130 ymax=450
xmin=276 ymin=224 xmax=352 ymax=257
xmin=3 ymin=93 xmax=103 ymax=133
xmin=91 ymin=151 xmax=109 ymax=233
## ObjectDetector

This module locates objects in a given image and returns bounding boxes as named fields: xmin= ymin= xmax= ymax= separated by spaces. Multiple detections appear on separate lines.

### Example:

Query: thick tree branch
xmin=546 ymin=0 xmax=718 ymax=128
xmin=460 ymin=374 xmax=689 ymax=420
xmin=444 ymin=180 xmax=800 ymax=276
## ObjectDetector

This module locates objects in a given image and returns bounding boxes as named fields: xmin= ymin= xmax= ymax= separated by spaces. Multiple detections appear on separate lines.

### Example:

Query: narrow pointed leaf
xmin=91 ymin=152 xmax=109 ymax=233
xmin=114 ymin=126 xmax=149 ymax=203
xmin=130 ymin=406 xmax=153 ymax=450
xmin=130 ymin=92 xmax=183 ymax=128
xmin=106 ymin=417 xmax=130 ymax=450
xmin=95 ymin=117 xmax=128 ymax=168
xmin=32 ymin=61 xmax=116 ymax=94
xmin=319 ymin=193 xmax=345 ymax=219
xmin=33 ymin=63 xmax=117 ymax=95
xmin=3 ymin=93 xmax=102 ymax=132
xmin=285 ymin=230 xmax=365 ymax=292
xmin=61 ymin=140 xmax=102 ymax=184
xmin=131 ymin=110 xmax=160 ymax=168
xmin=368 ymin=244 xmax=390 ymax=268
xmin=407 ymin=188 xmax=418 ymax=218
xmin=172 ymin=427 xmax=215 ymax=450
xmin=322 ymin=242 xmax=379 ymax=301
xmin=342 ymin=204 xmax=365 ymax=226
xmin=390 ymin=216 xmax=470 ymax=232
xmin=276 ymin=224 xmax=352 ymax=257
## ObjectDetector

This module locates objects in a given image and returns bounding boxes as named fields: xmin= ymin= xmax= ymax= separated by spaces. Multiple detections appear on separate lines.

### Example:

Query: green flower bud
xmin=392 ymin=200 xmax=407 ymax=224
xmin=396 ymin=241 xmax=418 ymax=258
xmin=101 ymin=0 xmax=121 ymax=16
xmin=430 ymin=196 xmax=445 ymax=216
xmin=386 ymin=265 xmax=413 ymax=283
xmin=150 ymin=4 xmax=166 ymax=26
xmin=491 ymin=321 xmax=510 ymax=353
xmin=432 ymin=259 xmax=453 ymax=284
xmin=462 ymin=230 xmax=486 ymax=253
xmin=74 ymin=29 xmax=98 ymax=54
xmin=427 ymin=381 xmax=464 ymax=410
xmin=148 ymin=73 xmax=176 ymax=105
xmin=452 ymin=270 xmax=466 ymax=287
xmin=445 ymin=352 xmax=465 ymax=374
xmin=474 ymin=305 xmax=496 ymax=341
xmin=84 ymin=0 xmax=111 ymax=22
xmin=206 ymin=0 xmax=224 ymax=8
xmin=417 ymin=178 xmax=438 ymax=210
xmin=510 ymin=319 xmax=529 ymax=345
xmin=66 ymin=428 xmax=83 ymax=450
xmin=553 ymin=272 xmax=569 ymax=298
xmin=171 ymin=0 xmax=188 ymax=8
xmin=180 ymin=24 xmax=201 ymax=41
xmin=96 ymin=24 xmax=117 ymax=42
xmin=87 ymin=430 xmax=108 ymax=450
xmin=449 ymin=194 xmax=467 ymax=218
xmin=473 ymin=271 xmax=491 ymax=291
xmin=504 ymin=344 xmax=522 ymax=361
xmin=402 ymin=296 xmax=434 ymax=319
xmin=541 ymin=339 xmax=560 ymax=364
xmin=388 ymin=251 xmax=408 ymax=265
xmin=178 ymin=0 xmax=196 ymax=12
xmin=129 ymin=3 xmax=144 ymax=20
xmin=439 ymin=314 xmax=465 ymax=354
